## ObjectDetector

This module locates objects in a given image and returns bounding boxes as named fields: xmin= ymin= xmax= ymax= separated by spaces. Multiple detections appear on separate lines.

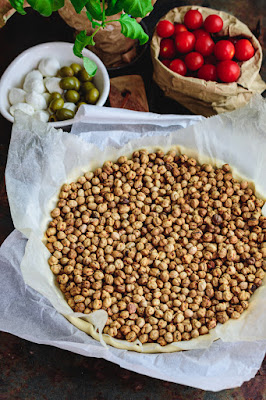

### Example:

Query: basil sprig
xmin=9 ymin=0 xmax=153 ymax=76
xmin=73 ymin=30 xmax=98 ymax=76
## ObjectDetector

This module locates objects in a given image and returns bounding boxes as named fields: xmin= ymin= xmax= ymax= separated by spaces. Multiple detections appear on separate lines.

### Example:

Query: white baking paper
xmin=1 ymin=96 xmax=266 ymax=390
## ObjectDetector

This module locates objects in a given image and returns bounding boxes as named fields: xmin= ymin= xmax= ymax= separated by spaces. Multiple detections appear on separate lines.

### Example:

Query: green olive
xmin=71 ymin=63 xmax=82 ymax=75
xmin=85 ymin=88 xmax=100 ymax=104
xmin=78 ymin=68 xmax=93 ymax=82
xmin=49 ymin=92 xmax=62 ymax=103
xmin=60 ymin=66 xmax=74 ymax=77
xmin=49 ymin=114 xmax=57 ymax=122
xmin=50 ymin=98 xmax=64 ymax=112
xmin=81 ymin=81 xmax=95 ymax=93
xmin=72 ymin=76 xmax=81 ymax=91
xmin=60 ymin=77 xmax=76 ymax=90
xmin=56 ymin=108 xmax=75 ymax=121
xmin=77 ymin=101 xmax=87 ymax=109
xmin=65 ymin=90 xmax=80 ymax=103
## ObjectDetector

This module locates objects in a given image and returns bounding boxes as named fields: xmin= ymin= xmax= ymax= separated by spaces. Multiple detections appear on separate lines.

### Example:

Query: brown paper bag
xmin=150 ymin=6 xmax=266 ymax=117
xmin=0 ymin=0 xmax=29 ymax=27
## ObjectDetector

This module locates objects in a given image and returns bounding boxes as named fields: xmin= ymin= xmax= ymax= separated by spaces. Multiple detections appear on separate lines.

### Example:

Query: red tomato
xmin=169 ymin=59 xmax=187 ymax=76
xmin=216 ymin=60 xmax=240 ymax=83
xmin=174 ymin=24 xmax=188 ymax=35
xmin=204 ymin=14 xmax=223 ymax=33
xmin=157 ymin=20 xmax=175 ymax=38
xmin=185 ymin=52 xmax=204 ymax=71
xmin=160 ymin=38 xmax=176 ymax=59
xmin=214 ymin=40 xmax=235 ymax=61
xmin=193 ymin=29 xmax=210 ymax=40
xmin=184 ymin=10 xmax=203 ymax=30
xmin=195 ymin=36 xmax=215 ymax=56
xmin=198 ymin=64 xmax=217 ymax=81
xmin=175 ymin=31 xmax=196 ymax=54
xmin=235 ymin=39 xmax=255 ymax=61
xmin=161 ymin=59 xmax=171 ymax=67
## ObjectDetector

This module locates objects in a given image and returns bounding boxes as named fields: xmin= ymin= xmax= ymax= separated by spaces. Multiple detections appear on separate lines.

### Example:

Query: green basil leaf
xmin=73 ymin=30 xmax=95 ymax=58
xmin=52 ymin=0 xmax=64 ymax=11
xmin=70 ymin=0 xmax=87 ymax=13
xmin=91 ymin=20 xmax=101 ymax=28
xmin=119 ymin=0 xmax=153 ymax=18
xmin=12 ymin=0 xmax=64 ymax=16
xmin=85 ymin=0 xmax=102 ymax=21
xmin=118 ymin=14 xmax=149 ymax=45
xmin=73 ymin=31 xmax=93 ymax=58
xmin=86 ymin=9 xmax=101 ymax=28
xmin=73 ymin=31 xmax=87 ymax=57
xmin=73 ymin=32 xmax=98 ymax=76
xmin=105 ymin=0 xmax=123 ymax=16
xmin=9 ymin=0 xmax=26 ymax=15
xmin=86 ymin=34 xmax=96 ymax=46
xmin=27 ymin=0 xmax=52 ymax=16
xmin=83 ymin=57 xmax=97 ymax=77
xmin=86 ymin=9 xmax=93 ymax=22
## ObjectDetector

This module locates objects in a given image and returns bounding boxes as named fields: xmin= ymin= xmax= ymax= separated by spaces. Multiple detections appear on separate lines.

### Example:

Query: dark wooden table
xmin=0 ymin=1 xmax=265 ymax=399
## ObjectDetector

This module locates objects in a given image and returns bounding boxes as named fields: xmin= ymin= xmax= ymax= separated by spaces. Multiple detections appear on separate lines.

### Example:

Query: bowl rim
xmin=0 ymin=41 xmax=110 ymax=128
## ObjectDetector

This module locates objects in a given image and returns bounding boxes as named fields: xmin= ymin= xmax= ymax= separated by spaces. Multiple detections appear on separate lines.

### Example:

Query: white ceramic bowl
xmin=0 ymin=42 xmax=110 ymax=128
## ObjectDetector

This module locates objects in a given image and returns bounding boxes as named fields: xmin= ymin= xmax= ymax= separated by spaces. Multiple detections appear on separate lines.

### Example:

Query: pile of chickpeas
xmin=46 ymin=149 xmax=266 ymax=345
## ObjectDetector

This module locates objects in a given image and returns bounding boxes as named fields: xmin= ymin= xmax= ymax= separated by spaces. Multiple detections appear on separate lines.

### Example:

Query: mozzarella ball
xmin=23 ymin=79 xmax=45 ymax=93
xmin=24 ymin=70 xmax=43 ymax=83
xmin=63 ymin=102 xmax=76 ymax=112
xmin=44 ymin=77 xmax=63 ymax=94
xmin=33 ymin=110 xmax=50 ymax=122
xmin=9 ymin=88 xmax=26 ymax=105
xmin=43 ymin=92 xmax=51 ymax=106
xmin=10 ymin=103 xmax=35 ymax=116
xmin=25 ymin=92 xmax=47 ymax=110
xmin=38 ymin=58 xmax=60 ymax=77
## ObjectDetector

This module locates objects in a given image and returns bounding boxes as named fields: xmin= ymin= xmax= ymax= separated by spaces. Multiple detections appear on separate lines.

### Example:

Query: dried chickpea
xmin=46 ymin=149 xmax=265 ymax=346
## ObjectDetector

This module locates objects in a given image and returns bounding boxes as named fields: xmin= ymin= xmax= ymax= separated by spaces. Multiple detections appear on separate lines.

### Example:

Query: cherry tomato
xmin=216 ymin=60 xmax=240 ymax=83
xmin=204 ymin=14 xmax=223 ymax=33
xmin=175 ymin=31 xmax=196 ymax=54
xmin=184 ymin=10 xmax=203 ymax=30
xmin=235 ymin=39 xmax=255 ymax=61
xmin=169 ymin=59 xmax=187 ymax=76
xmin=214 ymin=40 xmax=235 ymax=61
xmin=160 ymin=38 xmax=176 ymax=59
xmin=193 ymin=29 xmax=210 ymax=40
xmin=161 ymin=59 xmax=171 ymax=67
xmin=157 ymin=20 xmax=175 ymax=38
xmin=174 ymin=24 xmax=187 ymax=35
xmin=198 ymin=64 xmax=217 ymax=81
xmin=195 ymin=36 xmax=215 ymax=56
xmin=185 ymin=52 xmax=204 ymax=71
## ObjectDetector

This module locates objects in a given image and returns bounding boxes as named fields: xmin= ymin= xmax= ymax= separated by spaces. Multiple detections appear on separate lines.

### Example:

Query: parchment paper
xmin=1 ymin=97 xmax=266 ymax=390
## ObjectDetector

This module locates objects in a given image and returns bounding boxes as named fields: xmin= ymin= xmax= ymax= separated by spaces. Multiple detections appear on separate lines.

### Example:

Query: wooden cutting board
xmin=109 ymin=75 xmax=149 ymax=112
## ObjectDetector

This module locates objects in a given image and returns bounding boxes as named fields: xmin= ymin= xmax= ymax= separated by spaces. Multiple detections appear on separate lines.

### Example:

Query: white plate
xmin=0 ymin=42 xmax=110 ymax=128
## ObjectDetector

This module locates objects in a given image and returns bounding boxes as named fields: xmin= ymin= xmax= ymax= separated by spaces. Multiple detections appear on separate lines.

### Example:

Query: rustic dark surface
xmin=0 ymin=0 xmax=265 ymax=398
